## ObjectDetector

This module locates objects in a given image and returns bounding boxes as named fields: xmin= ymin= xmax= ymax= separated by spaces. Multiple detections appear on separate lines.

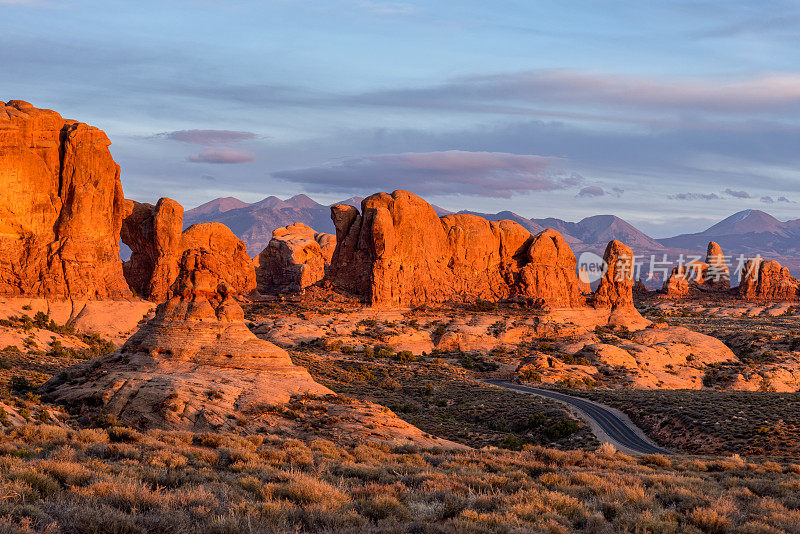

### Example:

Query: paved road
xmin=485 ymin=380 xmax=672 ymax=455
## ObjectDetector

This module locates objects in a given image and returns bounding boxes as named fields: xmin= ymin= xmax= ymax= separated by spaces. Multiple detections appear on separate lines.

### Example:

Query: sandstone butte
xmin=326 ymin=190 xmax=640 ymax=312
xmin=42 ymin=249 xmax=331 ymax=430
xmin=739 ymin=257 xmax=800 ymax=302
xmin=255 ymin=222 xmax=335 ymax=294
xmin=662 ymin=241 xmax=731 ymax=298
xmin=0 ymin=100 xmax=131 ymax=298
xmin=122 ymin=198 xmax=255 ymax=301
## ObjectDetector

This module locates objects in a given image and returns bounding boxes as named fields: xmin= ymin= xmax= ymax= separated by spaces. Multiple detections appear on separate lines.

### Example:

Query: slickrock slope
xmin=43 ymin=254 xmax=331 ymax=431
xmin=0 ymin=100 xmax=130 ymax=298
xmin=42 ymin=255 xmax=460 ymax=446
xmin=327 ymin=190 xmax=585 ymax=307
xmin=122 ymin=198 xmax=255 ymax=301
xmin=739 ymin=258 xmax=799 ymax=302
xmin=256 ymin=223 xmax=336 ymax=294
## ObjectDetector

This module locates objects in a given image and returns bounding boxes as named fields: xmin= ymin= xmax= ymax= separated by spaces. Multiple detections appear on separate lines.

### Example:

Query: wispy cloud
xmin=187 ymin=147 xmax=255 ymax=164
xmin=669 ymin=192 xmax=722 ymax=201
xmin=576 ymin=186 xmax=605 ymax=198
xmin=723 ymin=188 xmax=751 ymax=199
xmin=159 ymin=129 xmax=257 ymax=145
xmin=272 ymin=150 xmax=579 ymax=198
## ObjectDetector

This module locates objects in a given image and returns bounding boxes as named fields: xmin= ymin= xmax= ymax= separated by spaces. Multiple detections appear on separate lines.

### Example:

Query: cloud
xmin=761 ymin=196 xmax=775 ymax=203
xmin=577 ymin=186 xmax=605 ymax=198
xmin=669 ymin=192 xmax=721 ymax=200
xmin=723 ymin=188 xmax=751 ymax=198
xmin=187 ymin=148 xmax=255 ymax=164
xmin=612 ymin=186 xmax=624 ymax=197
xmin=358 ymin=70 xmax=800 ymax=117
xmin=271 ymin=150 xmax=577 ymax=197
xmin=778 ymin=196 xmax=792 ymax=203
xmin=159 ymin=129 xmax=257 ymax=145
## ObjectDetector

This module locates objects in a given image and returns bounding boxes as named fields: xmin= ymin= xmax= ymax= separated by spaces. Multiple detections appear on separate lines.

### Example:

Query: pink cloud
xmin=161 ymin=129 xmax=256 ymax=145
xmin=187 ymin=148 xmax=255 ymax=164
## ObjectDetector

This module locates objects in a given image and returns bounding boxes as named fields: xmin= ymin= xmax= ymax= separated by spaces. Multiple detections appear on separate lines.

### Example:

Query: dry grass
xmin=0 ymin=423 xmax=796 ymax=532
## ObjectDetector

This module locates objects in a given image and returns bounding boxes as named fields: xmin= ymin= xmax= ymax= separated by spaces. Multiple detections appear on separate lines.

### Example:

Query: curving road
xmin=485 ymin=380 xmax=672 ymax=455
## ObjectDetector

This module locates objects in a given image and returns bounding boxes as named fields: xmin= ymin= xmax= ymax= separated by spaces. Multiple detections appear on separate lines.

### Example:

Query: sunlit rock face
xmin=0 ymin=100 xmax=130 ymax=298
xmin=256 ymin=223 xmax=335 ymax=294
xmin=121 ymin=197 xmax=255 ymax=302
xmin=739 ymin=258 xmax=800 ymax=302
xmin=327 ymin=190 xmax=586 ymax=308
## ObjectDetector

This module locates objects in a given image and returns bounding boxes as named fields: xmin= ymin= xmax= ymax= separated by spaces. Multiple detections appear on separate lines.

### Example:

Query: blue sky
xmin=4 ymin=0 xmax=800 ymax=236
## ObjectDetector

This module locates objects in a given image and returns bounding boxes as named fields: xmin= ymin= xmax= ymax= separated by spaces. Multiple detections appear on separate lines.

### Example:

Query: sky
xmin=3 ymin=0 xmax=800 ymax=237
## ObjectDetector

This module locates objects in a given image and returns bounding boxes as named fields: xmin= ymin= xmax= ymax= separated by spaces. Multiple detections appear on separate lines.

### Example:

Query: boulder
xmin=121 ymin=198 xmax=255 ymax=301
xmin=739 ymin=258 xmax=799 ymax=302
xmin=326 ymin=190 xmax=585 ymax=307
xmin=256 ymin=223 xmax=335 ymax=294
xmin=0 ymin=100 xmax=130 ymax=298
xmin=42 ymin=252 xmax=331 ymax=431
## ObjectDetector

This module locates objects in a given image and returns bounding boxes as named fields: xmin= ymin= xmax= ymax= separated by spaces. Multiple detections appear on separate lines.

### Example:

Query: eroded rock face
xmin=42 ymin=254 xmax=330 ymax=431
xmin=593 ymin=240 xmax=635 ymax=308
xmin=121 ymin=198 xmax=255 ymax=301
xmin=327 ymin=190 xmax=585 ymax=307
xmin=705 ymin=241 xmax=731 ymax=291
xmin=739 ymin=258 xmax=800 ymax=302
xmin=0 ymin=100 xmax=130 ymax=298
xmin=256 ymin=223 xmax=335 ymax=294
xmin=121 ymin=198 xmax=183 ymax=299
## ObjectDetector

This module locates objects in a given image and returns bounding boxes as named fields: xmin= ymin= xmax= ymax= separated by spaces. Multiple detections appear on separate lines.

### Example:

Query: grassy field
xmin=0 ymin=423 xmax=799 ymax=532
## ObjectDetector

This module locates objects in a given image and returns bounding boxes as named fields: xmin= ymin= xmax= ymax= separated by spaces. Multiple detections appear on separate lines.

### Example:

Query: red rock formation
xmin=256 ymin=223 xmax=335 ymax=293
xmin=739 ymin=258 xmax=799 ymax=302
xmin=122 ymin=199 xmax=255 ymax=301
xmin=705 ymin=241 xmax=730 ymax=291
xmin=42 ymin=253 xmax=330 ymax=430
xmin=327 ymin=190 xmax=585 ymax=307
xmin=593 ymin=240 xmax=635 ymax=309
xmin=633 ymin=279 xmax=649 ymax=294
xmin=662 ymin=242 xmax=731 ymax=298
xmin=0 ymin=100 xmax=130 ymax=298
xmin=121 ymin=198 xmax=183 ymax=299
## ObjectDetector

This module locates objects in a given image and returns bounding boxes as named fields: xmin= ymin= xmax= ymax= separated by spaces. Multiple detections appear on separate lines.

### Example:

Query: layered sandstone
xmin=42 ymin=253 xmax=331 ymax=430
xmin=739 ymin=258 xmax=799 ymax=302
xmin=256 ymin=223 xmax=335 ymax=294
xmin=327 ymin=190 xmax=585 ymax=307
xmin=121 ymin=198 xmax=255 ymax=301
xmin=0 ymin=100 xmax=130 ymax=298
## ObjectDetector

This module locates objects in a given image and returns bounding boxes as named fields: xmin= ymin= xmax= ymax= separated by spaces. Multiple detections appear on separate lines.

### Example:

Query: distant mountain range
xmin=658 ymin=209 xmax=800 ymax=256
xmin=185 ymin=197 xmax=799 ymax=278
